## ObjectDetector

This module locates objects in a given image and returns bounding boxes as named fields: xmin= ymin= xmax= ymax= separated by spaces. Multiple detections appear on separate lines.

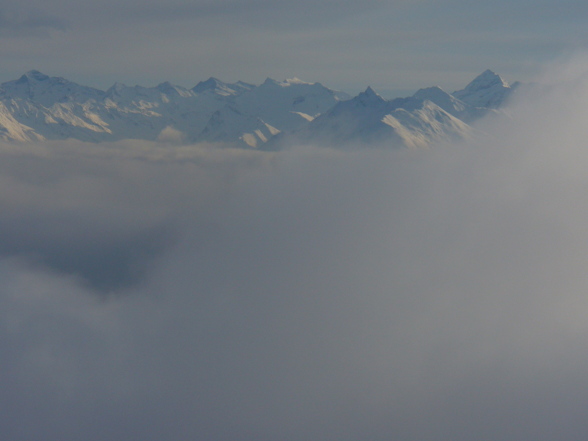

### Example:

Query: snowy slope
xmin=192 ymin=77 xmax=254 ymax=96
xmin=198 ymin=78 xmax=350 ymax=147
xmin=380 ymin=101 xmax=471 ymax=148
xmin=0 ymin=70 xmax=106 ymax=106
xmin=233 ymin=78 xmax=349 ymax=131
xmin=200 ymin=105 xmax=280 ymax=148
xmin=0 ymin=101 xmax=45 ymax=142
xmin=412 ymin=86 xmax=491 ymax=123
xmin=272 ymin=87 xmax=471 ymax=149
xmin=103 ymin=81 xmax=231 ymax=140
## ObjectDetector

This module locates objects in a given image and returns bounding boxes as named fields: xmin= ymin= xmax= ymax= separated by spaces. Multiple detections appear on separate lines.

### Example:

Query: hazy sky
xmin=1 ymin=0 xmax=588 ymax=95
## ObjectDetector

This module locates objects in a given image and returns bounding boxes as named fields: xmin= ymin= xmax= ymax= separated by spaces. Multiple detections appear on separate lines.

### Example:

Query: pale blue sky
xmin=0 ymin=0 xmax=587 ymax=96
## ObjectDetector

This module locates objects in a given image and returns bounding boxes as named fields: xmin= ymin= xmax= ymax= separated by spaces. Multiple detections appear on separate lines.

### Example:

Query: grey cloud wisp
xmin=3 ymin=58 xmax=588 ymax=440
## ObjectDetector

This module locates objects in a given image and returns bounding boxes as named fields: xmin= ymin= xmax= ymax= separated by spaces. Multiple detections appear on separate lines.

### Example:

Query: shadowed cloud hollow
xmin=2 ymin=58 xmax=588 ymax=440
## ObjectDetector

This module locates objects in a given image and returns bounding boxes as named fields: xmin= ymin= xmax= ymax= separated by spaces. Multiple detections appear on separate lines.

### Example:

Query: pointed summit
xmin=355 ymin=86 xmax=385 ymax=106
xmin=192 ymin=77 xmax=250 ymax=97
xmin=192 ymin=77 xmax=225 ymax=94
xmin=156 ymin=81 xmax=193 ymax=97
xmin=106 ymin=82 xmax=128 ymax=97
xmin=0 ymin=70 xmax=105 ymax=106
xmin=157 ymin=81 xmax=174 ymax=89
xmin=18 ymin=70 xmax=50 ymax=83
xmin=461 ymin=69 xmax=509 ymax=93
xmin=155 ymin=81 xmax=173 ymax=92
xmin=261 ymin=77 xmax=280 ymax=87
xmin=453 ymin=69 xmax=513 ymax=108
xmin=413 ymin=86 xmax=447 ymax=100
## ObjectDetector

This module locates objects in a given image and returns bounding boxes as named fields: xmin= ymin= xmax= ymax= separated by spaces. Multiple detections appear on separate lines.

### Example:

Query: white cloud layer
xmin=3 ymin=57 xmax=588 ymax=440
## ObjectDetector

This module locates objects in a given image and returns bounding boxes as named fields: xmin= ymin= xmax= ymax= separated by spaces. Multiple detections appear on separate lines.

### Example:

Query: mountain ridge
xmin=0 ymin=69 xmax=516 ymax=148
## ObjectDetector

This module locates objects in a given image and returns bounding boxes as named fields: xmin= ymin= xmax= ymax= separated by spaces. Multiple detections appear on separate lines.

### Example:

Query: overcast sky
xmin=1 ymin=0 xmax=588 ymax=95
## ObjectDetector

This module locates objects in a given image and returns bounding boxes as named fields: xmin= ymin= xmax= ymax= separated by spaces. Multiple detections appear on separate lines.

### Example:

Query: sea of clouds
xmin=3 ymin=56 xmax=588 ymax=440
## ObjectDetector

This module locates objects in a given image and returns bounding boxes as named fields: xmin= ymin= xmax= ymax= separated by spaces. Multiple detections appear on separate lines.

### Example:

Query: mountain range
xmin=0 ymin=69 xmax=517 ymax=148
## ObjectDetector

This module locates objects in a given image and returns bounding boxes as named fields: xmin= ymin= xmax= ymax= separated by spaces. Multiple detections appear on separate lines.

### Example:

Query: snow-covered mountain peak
xmin=413 ymin=86 xmax=446 ymax=100
xmin=261 ymin=77 xmax=280 ymax=87
xmin=462 ymin=69 xmax=509 ymax=92
xmin=107 ymin=82 xmax=128 ymax=94
xmin=19 ymin=70 xmax=51 ymax=83
xmin=105 ymin=82 xmax=145 ymax=101
xmin=156 ymin=81 xmax=174 ymax=90
xmin=156 ymin=81 xmax=193 ymax=98
xmin=453 ymin=69 xmax=513 ymax=108
xmin=192 ymin=77 xmax=225 ymax=93
xmin=412 ymin=86 xmax=468 ymax=117
xmin=15 ymin=70 xmax=81 ymax=90
xmin=11 ymin=70 xmax=68 ymax=90
xmin=192 ymin=77 xmax=249 ymax=96
xmin=356 ymin=86 xmax=385 ymax=105
xmin=1 ymin=70 xmax=105 ymax=106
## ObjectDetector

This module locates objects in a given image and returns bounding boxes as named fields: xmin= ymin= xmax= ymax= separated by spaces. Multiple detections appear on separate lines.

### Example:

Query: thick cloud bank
xmin=3 ymin=59 xmax=588 ymax=440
